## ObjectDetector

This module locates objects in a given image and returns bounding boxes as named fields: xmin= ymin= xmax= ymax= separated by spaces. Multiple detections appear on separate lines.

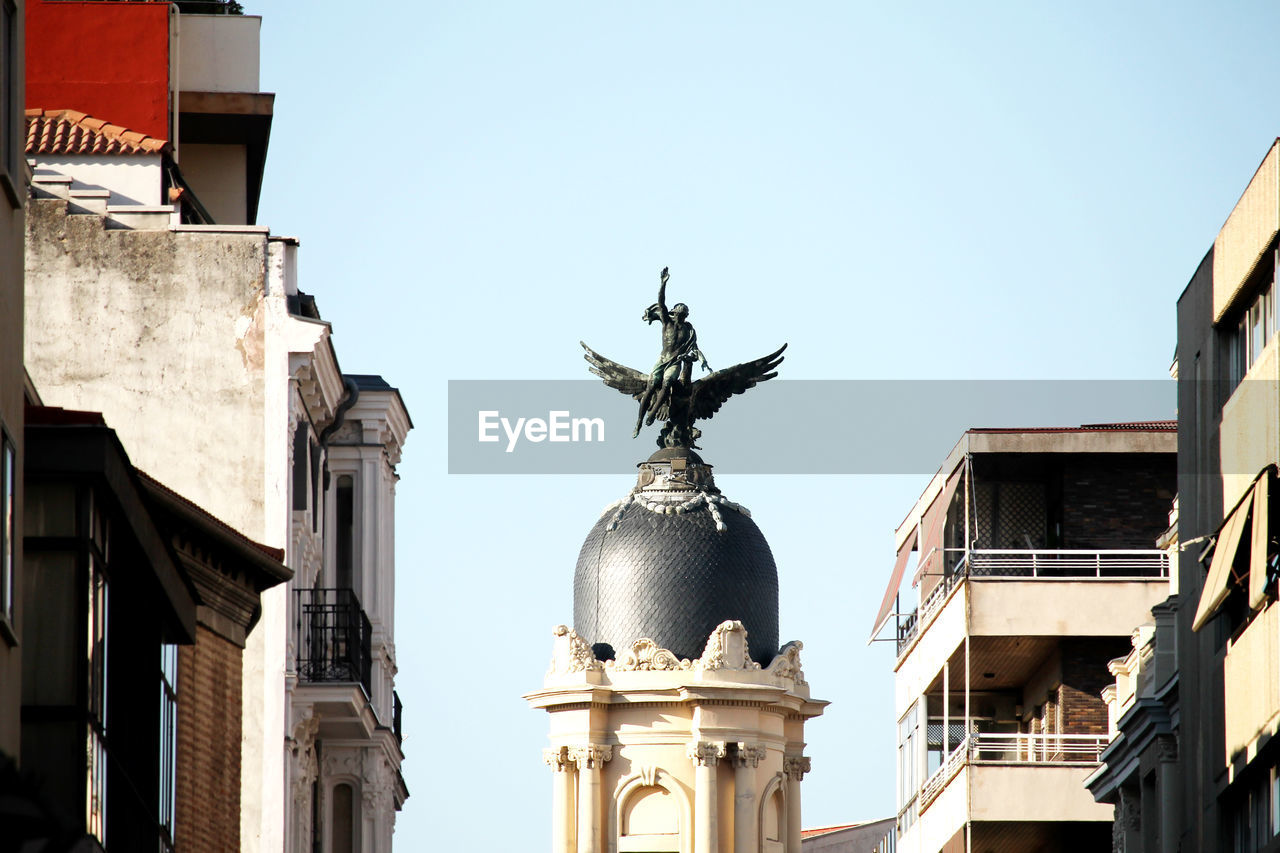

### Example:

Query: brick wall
xmin=1061 ymin=455 xmax=1176 ymax=550
xmin=1059 ymin=637 xmax=1128 ymax=735
xmin=176 ymin=624 xmax=242 ymax=853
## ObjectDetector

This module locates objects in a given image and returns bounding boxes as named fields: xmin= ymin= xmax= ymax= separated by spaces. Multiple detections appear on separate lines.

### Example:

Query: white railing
xmin=968 ymin=549 xmax=1169 ymax=578
xmin=895 ymin=549 xmax=1169 ymax=657
xmin=969 ymin=732 xmax=1108 ymax=763
xmin=919 ymin=737 xmax=967 ymax=811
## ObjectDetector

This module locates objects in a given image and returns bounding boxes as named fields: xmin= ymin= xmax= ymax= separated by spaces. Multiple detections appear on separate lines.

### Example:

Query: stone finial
xmin=765 ymin=640 xmax=806 ymax=685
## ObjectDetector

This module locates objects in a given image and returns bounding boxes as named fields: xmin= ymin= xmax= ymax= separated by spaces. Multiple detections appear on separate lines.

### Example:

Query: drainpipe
xmin=319 ymin=376 xmax=360 ymax=491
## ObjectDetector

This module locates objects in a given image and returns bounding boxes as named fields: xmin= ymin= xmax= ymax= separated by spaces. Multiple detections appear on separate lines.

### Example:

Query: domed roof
xmin=573 ymin=451 xmax=779 ymax=665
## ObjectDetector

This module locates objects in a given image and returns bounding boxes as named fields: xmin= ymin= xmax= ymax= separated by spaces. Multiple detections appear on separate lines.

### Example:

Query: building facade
xmin=21 ymin=2 xmax=412 ymax=850
xmin=1176 ymin=139 xmax=1280 ymax=853
xmin=872 ymin=425 xmax=1176 ymax=853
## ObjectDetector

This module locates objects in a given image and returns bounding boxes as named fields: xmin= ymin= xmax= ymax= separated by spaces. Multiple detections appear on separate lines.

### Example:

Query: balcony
xmin=393 ymin=690 xmax=404 ymax=748
xmin=296 ymin=587 xmax=372 ymax=697
xmin=896 ymin=549 xmax=1169 ymax=656
xmin=920 ymin=734 xmax=1110 ymax=814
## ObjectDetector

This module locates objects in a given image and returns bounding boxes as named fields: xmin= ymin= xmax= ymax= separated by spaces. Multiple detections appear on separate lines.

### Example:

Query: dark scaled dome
xmin=573 ymin=449 xmax=779 ymax=665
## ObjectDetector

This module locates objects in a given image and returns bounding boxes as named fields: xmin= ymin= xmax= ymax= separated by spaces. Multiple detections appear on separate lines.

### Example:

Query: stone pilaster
xmin=544 ymin=747 xmax=576 ymax=853
xmin=783 ymin=756 xmax=810 ymax=853
xmin=732 ymin=743 xmax=765 ymax=853
xmin=688 ymin=741 xmax=727 ymax=853
xmin=569 ymin=744 xmax=612 ymax=853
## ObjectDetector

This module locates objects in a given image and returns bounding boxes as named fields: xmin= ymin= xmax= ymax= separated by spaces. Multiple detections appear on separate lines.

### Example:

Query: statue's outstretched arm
xmin=657 ymin=267 xmax=670 ymax=323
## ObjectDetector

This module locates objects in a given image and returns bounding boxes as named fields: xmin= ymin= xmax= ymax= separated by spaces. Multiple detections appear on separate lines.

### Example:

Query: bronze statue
xmin=581 ymin=267 xmax=786 ymax=449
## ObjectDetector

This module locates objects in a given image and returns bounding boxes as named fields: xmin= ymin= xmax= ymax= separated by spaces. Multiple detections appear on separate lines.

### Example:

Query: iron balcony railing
xmin=393 ymin=690 xmax=404 ymax=747
xmin=895 ymin=548 xmax=1169 ymax=656
xmin=296 ymin=587 xmax=372 ymax=696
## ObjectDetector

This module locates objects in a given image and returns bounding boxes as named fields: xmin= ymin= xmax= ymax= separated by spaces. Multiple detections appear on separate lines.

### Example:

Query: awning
xmin=1192 ymin=473 xmax=1262 ymax=632
xmin=912 ymin=465 xmax=965 ymax=587
xmin=1248 ymin=472 xmax=1272 ymax=610
xmin=870 ymin=526 xmax=917 ymax=642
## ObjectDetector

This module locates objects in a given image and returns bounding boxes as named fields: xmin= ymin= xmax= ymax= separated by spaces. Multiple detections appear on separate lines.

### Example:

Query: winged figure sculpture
xmin=581 ymin=267 xmax=786 ymax=449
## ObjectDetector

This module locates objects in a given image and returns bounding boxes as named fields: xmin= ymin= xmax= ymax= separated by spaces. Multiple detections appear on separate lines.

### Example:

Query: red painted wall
xmin=25 ymin=0 xmax=172 ymax=141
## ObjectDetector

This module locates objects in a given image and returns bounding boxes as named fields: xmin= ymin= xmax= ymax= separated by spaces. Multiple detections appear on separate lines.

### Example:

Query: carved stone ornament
xmin=322 ymin=748 xmax=362 ymax=781
xmin=543 ymin=746 xmax=572 ymax=773
xmin=568 ymin=744 xmax=613 ymax=770
xmin=548 ymin=625 xmax=603 ymax=675
xmin=733 ymin=743 xmax=766 ymax=768
xmin=288 ymin=715 xmax=322 ymax=800
xmin=609 ymin=638 xmax=692 ymax=672
xmin=1157 ymin=734 xmax=1178 ymax=764
xmin=697 ymin=621 xmax=761 ymax=672
xmin=765 ymin=640 xmax=806 ymax=685
xmin=687 ymin=741 xmax=727 ymax=767
xmin=362 ymin=755 xmax=396 ymax=813
xmin=783 ymin=755 xmax=811 ymax=781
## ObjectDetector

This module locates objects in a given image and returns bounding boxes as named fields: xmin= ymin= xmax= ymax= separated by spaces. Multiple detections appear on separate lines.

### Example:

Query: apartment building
xmin=871 ymin=424 xmax=1176 ymax=853
xmin=21 ymin=2 xmax=412 ymax=850
xmin=1177 ymin=139 xmax=1280 ymax=853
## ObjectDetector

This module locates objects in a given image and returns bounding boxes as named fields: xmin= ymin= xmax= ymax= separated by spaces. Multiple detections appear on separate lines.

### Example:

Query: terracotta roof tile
xmin=25 ymin=108 xmax=170 ymax=156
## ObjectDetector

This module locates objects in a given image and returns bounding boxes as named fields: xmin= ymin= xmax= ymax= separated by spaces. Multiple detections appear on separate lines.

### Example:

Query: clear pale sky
xmin=253 ymin=2 xmax=1280 ymax=847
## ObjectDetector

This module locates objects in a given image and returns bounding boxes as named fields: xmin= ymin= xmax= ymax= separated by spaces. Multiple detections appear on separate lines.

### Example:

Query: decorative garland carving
xmin=610 ymin=638 xmax=692 ymax=672
xmin=548 ymin=625 xmax=603 ymax=675
xmin=697 ymin=621 xmax=760 ymax=672
xmin=765 ymin=640 xmax=806 ymax=685
xmin=601 ymin=491 xmax=751 ymax=533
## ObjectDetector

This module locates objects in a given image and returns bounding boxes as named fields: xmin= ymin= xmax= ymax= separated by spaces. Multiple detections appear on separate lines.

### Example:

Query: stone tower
xmin=526 ymin=447 xmax=826 ymax=853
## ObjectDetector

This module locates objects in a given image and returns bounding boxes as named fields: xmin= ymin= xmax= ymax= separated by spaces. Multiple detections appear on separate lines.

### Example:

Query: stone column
xmin=688 ymin=741 xmax=726 ymax=853
xmin=732 ymin=743 xmax=765 ymax=853
xmin=545 ymin=747 xmax=576 ymax=853
xmin=783 ymin=756 xmax=810 ymax=853
xmin=569 ymin=745 xmax=612 ymax=853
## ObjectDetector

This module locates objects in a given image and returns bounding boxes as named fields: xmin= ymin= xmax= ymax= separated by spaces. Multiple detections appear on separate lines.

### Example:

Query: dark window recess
xmin=292 ymin=425 xmax=309 ymax=511
xmin=309 ymin=440 xmax=321 ymax=532
xmin=335 ymin=476 xmax=354 ymax=592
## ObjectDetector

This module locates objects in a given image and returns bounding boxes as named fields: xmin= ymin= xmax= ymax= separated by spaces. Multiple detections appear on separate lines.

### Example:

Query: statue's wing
xmin=581 ymin=342 xmax=649 ymax=400
xmin=689 ymin=344 xmax=786 ymax=421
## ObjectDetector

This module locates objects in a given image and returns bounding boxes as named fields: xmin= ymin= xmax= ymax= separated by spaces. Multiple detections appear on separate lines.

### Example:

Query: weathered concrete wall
xmin=24 ymin=198 xmax=271 ymax=540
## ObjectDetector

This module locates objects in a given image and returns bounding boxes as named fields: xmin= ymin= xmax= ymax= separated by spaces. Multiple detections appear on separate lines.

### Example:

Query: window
xmin=898 ymin=703 xmax=919 ymax=810
xmin=87 ymin=549 xmax=109 ymax=844
xmin=332 ymin=783 xmax=356 ymax=853
xmin=1227 ymin=252 xmax=1277 ymax=392
xmin=1 ymin=435 xmax=14 ymax=635
xmin=336 ymin=476 xmax=355 ymax=591
xmin=159 ymin=644 xmax=178 ymax=853
xmin=292 ymin=424 xmax=309 ymax=512
xmin=0 ymin=0 xmax=19 ymax=206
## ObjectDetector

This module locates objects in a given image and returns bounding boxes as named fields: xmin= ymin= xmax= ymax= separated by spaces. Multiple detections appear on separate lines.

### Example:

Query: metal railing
xmin=296 ymin=587 xmax=372 ymax=696
xmin=393 ymin=690 xmax=404 ymax=747
xmin=969 ymin=732 xmax=1108 ymax=763
xmin=920 ymin=737 xmax=968 ymax=810
xmin=895 ymin=549 xmax=1168 ymax=656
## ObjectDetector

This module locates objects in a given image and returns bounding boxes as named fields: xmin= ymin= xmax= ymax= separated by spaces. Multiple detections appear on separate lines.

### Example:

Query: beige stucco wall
xmin=1214 ymin=142 xmax=1280 ymax=323
xmin=181 ymin=144 xmax=248 ymax=225
xmin=894 ymin=585 xmax=966 ymax=717
xmin=24 ymin=200 xmax=271 ymax=539
xmin=969 ymin=764 xmax=1112 ymax=822
xmin=968 ymin=580 xmax=1168 ymax=637
xmin=177 ymin=14 xmax=261 ymax=94
xmin=1220 ymin=337 xmax=1280 ymax=510
xmin=1225 ymin=601 xmax=1280 ymax=765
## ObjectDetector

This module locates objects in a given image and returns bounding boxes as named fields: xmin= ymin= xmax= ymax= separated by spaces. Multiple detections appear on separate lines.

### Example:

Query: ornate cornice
xmin=610 ymin=638 xmax=692 ymax=672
